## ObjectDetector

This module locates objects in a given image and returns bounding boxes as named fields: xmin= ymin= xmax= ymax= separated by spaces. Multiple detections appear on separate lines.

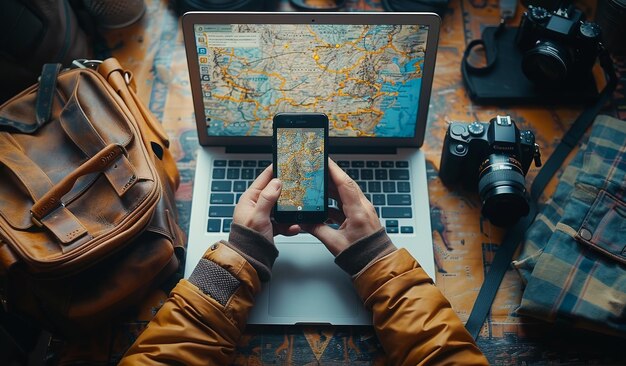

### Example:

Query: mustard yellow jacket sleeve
xmin=120 ymin=243 xmax=488 ymax=365
xmin=119 ymin=242 xmax=259 ymax=365
xmin=354 ymin=248 xmax=489 ymax=365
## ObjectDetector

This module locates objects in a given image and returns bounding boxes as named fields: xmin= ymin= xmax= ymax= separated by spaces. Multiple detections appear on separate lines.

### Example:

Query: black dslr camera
xmin=439 ymin=116 xmax=542 ymax=226
xmin=515 ymin=4 xmax=602 ymax=84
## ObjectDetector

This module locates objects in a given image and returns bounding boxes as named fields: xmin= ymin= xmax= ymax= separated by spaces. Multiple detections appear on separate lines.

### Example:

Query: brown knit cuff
xmin=334 ymin=228 xmax=397 ymax=276
xmin=227 ymin=223 xmax=279 ymax=282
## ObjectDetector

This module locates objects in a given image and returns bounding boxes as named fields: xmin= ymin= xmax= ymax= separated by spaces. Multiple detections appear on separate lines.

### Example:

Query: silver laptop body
xmin=181 ymin=11 xmax=441 ymax=325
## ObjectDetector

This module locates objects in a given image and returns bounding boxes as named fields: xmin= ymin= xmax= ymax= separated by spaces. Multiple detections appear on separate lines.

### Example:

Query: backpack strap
xmin=35 ymin=63 xmax=62 ymax=127
xmin=59 ymin=89 xmax=139 ymax=197
xmin=0 ymin=135 xmax=88 ymax=246
xmin=98 ymin=58 xmax=180 ymax=190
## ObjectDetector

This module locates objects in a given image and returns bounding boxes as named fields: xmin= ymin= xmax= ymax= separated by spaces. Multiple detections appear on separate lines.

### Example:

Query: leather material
xmin=35 ymin=63 xmax=62 ymax=127
xmin=119 ymin=246 xmax=489 ymax=365
xmin=0 ymin=58 xmax=185 ymax=336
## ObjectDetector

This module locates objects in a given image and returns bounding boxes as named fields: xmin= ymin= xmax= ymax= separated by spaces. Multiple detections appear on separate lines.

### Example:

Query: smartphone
xmin=272 ymin=112 xmax=328 ymax=223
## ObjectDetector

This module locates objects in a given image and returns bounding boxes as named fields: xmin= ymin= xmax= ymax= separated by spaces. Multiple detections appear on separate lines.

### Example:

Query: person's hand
xmin=232 ymin=164 xmax=301 ymax=242
xmin=303 ymin=159 xmax=383 ymax=255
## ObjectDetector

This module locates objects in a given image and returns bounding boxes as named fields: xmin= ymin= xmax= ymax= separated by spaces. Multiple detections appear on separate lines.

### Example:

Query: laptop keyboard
xmin=207 ymin=159 xmax=414 ymax=234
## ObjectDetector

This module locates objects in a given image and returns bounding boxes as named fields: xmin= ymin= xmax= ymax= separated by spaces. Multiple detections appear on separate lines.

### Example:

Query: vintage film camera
xmin=515 ymin=4 xmax=602 ymax=84
xmin=439 ymin=116 xmax=542 ymax=226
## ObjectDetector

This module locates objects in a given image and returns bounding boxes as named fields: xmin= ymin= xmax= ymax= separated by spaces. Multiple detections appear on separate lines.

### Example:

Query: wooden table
xmin=50 ymin=0 xmax=626 ymax=364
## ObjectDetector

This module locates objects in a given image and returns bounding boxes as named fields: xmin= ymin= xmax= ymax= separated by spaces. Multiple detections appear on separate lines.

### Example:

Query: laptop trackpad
xmin=270 ymin=243 xmax=361 ymax=319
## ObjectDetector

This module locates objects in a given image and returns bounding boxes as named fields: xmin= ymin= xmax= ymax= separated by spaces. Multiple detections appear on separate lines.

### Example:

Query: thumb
xmin=255 ymin=179 xmax=282 ymax=216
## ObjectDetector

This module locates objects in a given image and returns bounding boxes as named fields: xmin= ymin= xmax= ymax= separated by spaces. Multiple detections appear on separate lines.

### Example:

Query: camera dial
xmin=468 ymin=122 xmax=484 ymax=136
xmin=529 ymin=6 xmax=549 ymax=21
xmin=579 ymin=22 xmax=601 ymax=39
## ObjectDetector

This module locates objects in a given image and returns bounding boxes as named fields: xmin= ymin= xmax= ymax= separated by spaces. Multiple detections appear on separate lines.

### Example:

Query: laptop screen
xmin=183 ymin=13 xmax=441 ymax=148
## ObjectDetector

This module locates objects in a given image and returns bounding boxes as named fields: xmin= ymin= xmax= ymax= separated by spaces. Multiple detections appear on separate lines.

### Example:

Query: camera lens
xmin=521 ymin=41 xmax=569 ymax=83
xmin=478 ymin=154 xmax=529 ymax=226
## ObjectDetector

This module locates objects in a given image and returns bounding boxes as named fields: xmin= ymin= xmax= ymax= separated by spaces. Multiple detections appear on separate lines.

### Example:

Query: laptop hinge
xmin=225 ymin=145 xmax=398 ymax=155
xmin=225 ymin=145 xmax=272 ymax=154
xmin=329 ymin=146 xmax=397 ymax=155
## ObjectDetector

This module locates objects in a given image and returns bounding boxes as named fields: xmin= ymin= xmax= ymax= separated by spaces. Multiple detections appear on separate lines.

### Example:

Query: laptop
xmin=181 ymin=11 xmax=440 ymax=325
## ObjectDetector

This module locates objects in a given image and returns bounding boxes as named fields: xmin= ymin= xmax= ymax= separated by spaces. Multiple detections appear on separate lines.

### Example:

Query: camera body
xmin=515 ymin=5 xmax=602 ymax=84
xmin=439 ymin=116 xmax=541 ymax=226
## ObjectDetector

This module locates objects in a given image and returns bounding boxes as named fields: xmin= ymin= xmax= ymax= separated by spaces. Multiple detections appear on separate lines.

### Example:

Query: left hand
xmin=232 ymin=164 xmax=301 ymax=242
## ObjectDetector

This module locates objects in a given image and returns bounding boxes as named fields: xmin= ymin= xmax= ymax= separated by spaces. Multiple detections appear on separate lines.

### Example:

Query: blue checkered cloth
xmin=513 ymin=115 xmax=626 ymax=336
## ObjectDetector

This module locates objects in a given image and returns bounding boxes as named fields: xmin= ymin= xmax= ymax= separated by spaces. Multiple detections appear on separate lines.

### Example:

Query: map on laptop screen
xmin=193 ymin=24 xmax=430 ymax=138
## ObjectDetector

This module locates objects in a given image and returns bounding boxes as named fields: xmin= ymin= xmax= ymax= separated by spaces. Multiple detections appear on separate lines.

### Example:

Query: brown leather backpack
xmin=0 ymin=58 xmax=185 ymax=336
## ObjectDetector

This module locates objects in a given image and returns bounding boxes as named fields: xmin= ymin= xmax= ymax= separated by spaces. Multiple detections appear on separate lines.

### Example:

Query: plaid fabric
xmin=512 ymin=114 xmax=626 ymax=336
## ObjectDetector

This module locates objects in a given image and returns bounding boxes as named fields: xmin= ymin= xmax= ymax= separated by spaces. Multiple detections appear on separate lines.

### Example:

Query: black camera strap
xmin=462 ymin=20 xmax=506 ymax=75
xmin=464 ymin=48 xmax=618 ymax=340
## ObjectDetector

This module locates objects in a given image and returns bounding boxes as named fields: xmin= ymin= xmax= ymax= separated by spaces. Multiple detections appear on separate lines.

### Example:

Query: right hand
xmin=302 ymin=158 xmax=382 ymax=256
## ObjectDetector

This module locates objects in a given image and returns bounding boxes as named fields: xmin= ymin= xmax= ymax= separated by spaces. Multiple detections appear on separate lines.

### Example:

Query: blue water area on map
xmin=301 ymin=166 xmax=325 ymax=211
xmin=375 ymin=78 xmax=421 ymax=137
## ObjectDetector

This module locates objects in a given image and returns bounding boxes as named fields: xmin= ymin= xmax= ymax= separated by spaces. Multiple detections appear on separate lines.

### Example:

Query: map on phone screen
xmin=276 ymin=127 xmax=325 ymax=211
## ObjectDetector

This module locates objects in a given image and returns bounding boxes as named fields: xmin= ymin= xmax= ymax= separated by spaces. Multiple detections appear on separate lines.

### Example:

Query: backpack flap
xmin=0 ymin=67 xmax=160 ymax=275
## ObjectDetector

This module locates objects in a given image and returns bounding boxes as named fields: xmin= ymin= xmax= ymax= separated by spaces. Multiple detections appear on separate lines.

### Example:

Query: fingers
xmin=240 ymin=165 xmax=274 ymax=201
xmin=328 ymin=159 xmax=364 ymax=213
xmin=255 ymin=178 xmax=282 ymax=217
